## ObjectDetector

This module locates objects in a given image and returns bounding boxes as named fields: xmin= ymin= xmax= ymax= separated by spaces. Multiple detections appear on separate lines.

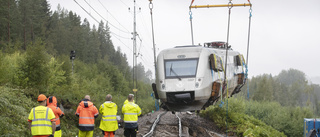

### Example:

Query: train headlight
xmin=161 ymin=84 xmax=165 ymax=90
xmin=195 ymin=82 xmax=199 ymax=88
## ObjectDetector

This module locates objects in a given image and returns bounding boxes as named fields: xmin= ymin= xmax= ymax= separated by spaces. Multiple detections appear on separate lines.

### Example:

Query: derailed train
xmin=152 ymin=42 xmax=247 ymax=112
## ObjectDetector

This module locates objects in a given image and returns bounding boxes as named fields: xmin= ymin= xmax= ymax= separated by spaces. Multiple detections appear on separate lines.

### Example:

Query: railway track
xmin=141 ymin=111 xmax=184 ymax=137
xmin=134 ymin=110 xmax=226 ymax=137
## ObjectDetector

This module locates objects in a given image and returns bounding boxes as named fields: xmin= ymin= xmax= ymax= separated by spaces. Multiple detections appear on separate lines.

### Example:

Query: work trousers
xmin=54 ymin=130 xmax=61 ymax=137
xmin=78 ymin=130 xmax=93 ymax=137
xmin=124 ymin=128 xmax=137 ymax=137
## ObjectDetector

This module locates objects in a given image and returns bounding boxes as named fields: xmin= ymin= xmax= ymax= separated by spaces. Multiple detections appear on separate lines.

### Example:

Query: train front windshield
xmin=164 ymin=59 xmax=198 ymax=79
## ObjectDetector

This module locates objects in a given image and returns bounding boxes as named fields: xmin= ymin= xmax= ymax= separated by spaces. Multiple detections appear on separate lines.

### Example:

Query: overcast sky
xmin=48 ymin=0 xmax=320 ymax=78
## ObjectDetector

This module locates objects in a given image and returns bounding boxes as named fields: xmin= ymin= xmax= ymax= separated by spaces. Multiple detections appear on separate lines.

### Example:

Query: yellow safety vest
xmin=99 ymin=101 xmax=118 ymax=132
xmin=28 ymin=106 xmax=55 ymax=135
xmin=122 ymin=102 xmax=141 ymax=123
xmin=123 ymin=99 xmax=135 ymax=105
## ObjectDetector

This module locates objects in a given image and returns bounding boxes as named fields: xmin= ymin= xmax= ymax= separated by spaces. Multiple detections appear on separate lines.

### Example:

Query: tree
xmin=277 ymin=69 xmax=307 ymax=86
xmin=19 ymin=39 xmax=50 ymax=92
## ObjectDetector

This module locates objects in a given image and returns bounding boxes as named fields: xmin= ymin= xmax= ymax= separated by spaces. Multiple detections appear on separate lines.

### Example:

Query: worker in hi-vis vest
xmin=99 ymin=94 xmax=118 ymax=137
xmin=28 ymin=94 xmax=56 ymax=137
xmin=122 ymin=94 xmax=141 ymax=137
xmin=123 ymin=98 xmax=134 ymax=105
xmin=75 ymin=95 xmax=99 ymax=137
xmin=46 ymin=96 xmax=64 ymax=137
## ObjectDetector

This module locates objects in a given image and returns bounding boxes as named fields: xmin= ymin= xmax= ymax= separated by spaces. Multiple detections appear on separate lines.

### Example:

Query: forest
xmin=0 ymin=0 xmax=319 ymax=136
xmin=0 ymin=0 xmax=155 ymax=136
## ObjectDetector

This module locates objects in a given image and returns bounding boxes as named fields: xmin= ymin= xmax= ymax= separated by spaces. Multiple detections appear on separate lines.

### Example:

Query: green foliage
xmin=0 ymin=86 xmax=37 ymax=136
xmin=245 ymin=99 xmax=313 ymax=137
xmin=200 ymin=98 xmax=287 ymax=137
xmin=205 ymin=97 xmax=315 ymax=137
xmin=19 ymin=40 xmax=50 ymax=92
xmin=0 ymin=50 xmax=155 ymax=136
xmin=0 ymin=51 xmax=24 ymax=85
xmin=47 ymin=57 xmax=66 ymax=94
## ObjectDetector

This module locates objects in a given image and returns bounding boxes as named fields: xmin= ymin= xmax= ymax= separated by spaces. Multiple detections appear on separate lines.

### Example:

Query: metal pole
xmin=133 ymin=0 xmax=138 ymax=103
xmin=149 ymin=1 xmax=157 ymax=80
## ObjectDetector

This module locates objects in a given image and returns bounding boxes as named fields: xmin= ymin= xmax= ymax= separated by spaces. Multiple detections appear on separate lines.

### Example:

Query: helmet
xmin=37 ymin=94 xmax=47 ymax=101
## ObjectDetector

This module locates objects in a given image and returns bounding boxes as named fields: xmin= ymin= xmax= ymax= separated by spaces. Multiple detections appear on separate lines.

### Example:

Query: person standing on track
xmin=122 ymin=94 xmax=141 ymax=137
xmin=99 ymin=94 xmax=118 ymax=137
xmin=46 ymin=96 xmax=64 ymax=137
xmin=75 ymin=95 xmax=99 ymax=137
xmin=28 ymin=94 xmax=56 ymax=137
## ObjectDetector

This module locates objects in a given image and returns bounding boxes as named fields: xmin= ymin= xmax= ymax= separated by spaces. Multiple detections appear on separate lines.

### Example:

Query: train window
xmin=164 ymin=59 xmax=198 ymax=79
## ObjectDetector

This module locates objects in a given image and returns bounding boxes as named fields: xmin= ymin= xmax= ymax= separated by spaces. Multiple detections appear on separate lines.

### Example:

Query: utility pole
xmin=132 ymin=0 xmax=138 ymax=103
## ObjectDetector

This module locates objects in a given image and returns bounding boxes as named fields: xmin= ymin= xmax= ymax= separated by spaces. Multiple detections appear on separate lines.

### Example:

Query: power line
xmin=83 ymin=0 xmax=130 ymax=34
xmin=74 ymin=0 xmax=130 ymax=39
xmin=137 ymin=34 xmax=143 ymax=54
xmin=119 ymin=0 xmax=130 ymax=8
xmin=139 ymin=55 xmax=154 ymax=69
xmin=74 ymin=0 xmax=132 ymax=52
xmin=74 ymin=0 xmax=100 ymax=23
xmin=112 ymin=34 xmax=133 ymax=52
xmin=111 ymin=32 xmax=131 ymax=40
xmin=97 ymin=0 xmax=131 ymax=33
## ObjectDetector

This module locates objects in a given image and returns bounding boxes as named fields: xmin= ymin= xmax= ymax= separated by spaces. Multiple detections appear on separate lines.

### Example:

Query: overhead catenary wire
xmin=74 ymin=0 xmax=99 ymax=23
xmin=83 ymin=0 xmax=130 ymax=34
xmin=100 ymin=0 xmax=155 ymax=73
xmin=74 ymin=0 xmax=132 ymax=49
xmin=139 ymin=56 xmax=154 ymax=69
xmin=74 ymin=0 xmax=129 ymax=38
xmin=97 ymin=0 xmax=131 ymax=33
xmin=74 ymin=0 xmax=133 ymax=53
xmin=119 ymin=0 xmax=130 ymax=8
xmin=111 ymin=32 xmax=131 ymax=40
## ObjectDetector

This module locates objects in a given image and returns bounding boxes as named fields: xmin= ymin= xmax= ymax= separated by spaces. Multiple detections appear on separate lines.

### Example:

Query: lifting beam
xmin=190 ymin=3 xmax=251 ymax=9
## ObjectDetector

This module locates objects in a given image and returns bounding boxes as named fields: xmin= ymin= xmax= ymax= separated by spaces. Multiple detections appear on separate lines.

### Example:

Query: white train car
xmin=152 ymin=42 xmax=246 ymax=112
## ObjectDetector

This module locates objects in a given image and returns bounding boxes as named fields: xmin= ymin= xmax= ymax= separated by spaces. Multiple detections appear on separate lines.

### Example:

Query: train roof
xmin=159 ymin=44 xmax=239 ymax=57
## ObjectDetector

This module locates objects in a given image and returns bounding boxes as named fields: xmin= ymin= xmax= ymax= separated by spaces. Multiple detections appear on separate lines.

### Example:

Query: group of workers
xmin=28 ymin=93 xmax=141 ymax=137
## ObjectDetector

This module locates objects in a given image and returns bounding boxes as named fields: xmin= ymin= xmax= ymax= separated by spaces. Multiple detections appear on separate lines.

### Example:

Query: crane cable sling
xmin=149 ymin=0 xmax=160 ymax=111
xmin=189 ymin=10 xmax=194 ymax=45
xmin=246 ymin=1 xmax=252 ymax=100
xmin=224 ymin=0 xmax=233 ymax=136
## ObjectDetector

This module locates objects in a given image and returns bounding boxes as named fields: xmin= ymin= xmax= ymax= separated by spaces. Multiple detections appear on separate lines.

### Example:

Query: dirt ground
xmin=114 ymin=109 xmax=229 ymax=137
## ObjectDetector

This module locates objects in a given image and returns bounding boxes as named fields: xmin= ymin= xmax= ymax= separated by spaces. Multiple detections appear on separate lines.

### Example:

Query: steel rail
xmin=175 ymin=113 xmax=182 ymax=137
xmin=143 ymin=111 xmax=167 ymax=137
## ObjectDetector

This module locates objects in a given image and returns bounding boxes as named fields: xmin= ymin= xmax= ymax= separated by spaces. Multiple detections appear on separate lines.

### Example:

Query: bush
xmin=19 ymin=40 xmax=50 ymax=92
xmin=200 ymin=98 xmax=286 ymax=137
xmin=244 ymin=99 xmax=313 ymax=137
xmin=0 ymin=86 xmax=37 ymax=136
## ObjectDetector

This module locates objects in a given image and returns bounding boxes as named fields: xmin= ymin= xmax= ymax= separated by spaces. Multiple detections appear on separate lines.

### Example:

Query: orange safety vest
xmin=75 ymin=100 xmax=99 ymax=131
xmin=47 ymin=96 xmax=64 ymax=131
